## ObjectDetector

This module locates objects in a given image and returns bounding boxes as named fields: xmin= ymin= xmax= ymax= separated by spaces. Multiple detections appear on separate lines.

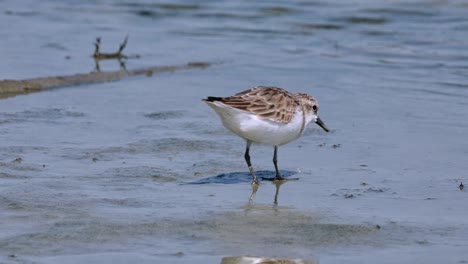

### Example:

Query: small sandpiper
xmin=203 ymin=86 xmax=329 ymax=184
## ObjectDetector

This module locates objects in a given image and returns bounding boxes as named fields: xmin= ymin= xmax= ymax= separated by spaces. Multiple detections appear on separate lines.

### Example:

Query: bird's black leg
xmin=244 ymin=141 xmax=259 ymax=184
xmin=273 ymin=146 xmax=285 ymax=181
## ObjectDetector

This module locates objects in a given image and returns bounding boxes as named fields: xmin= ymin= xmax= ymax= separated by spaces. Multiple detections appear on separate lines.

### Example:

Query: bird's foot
xmin=251 ymin=178 xmax=260 ymax=185
xmin=248 ymin=166 xmax=260 ymax=185
xmin=264 ymin=175 xmax=300 ymax=182
xmin=274 ymin=174 xmax=286 ymax=181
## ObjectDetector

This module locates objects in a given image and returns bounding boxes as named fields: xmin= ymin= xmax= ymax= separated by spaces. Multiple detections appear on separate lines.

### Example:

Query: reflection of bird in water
xmin=203 ymin=86 xmax=329 ymax=184
xmin=273 ymin=181 xmax=286 ymax=205
xmin=249 ymin=183 xmax=259 ymax=201
xmin=249 ymin=180 xmax=287 ymax=205
xmin=459 ymin=182 xmax=464 ymax=191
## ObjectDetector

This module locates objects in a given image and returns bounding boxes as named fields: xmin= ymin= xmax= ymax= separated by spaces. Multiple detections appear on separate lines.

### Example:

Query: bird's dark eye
xmin=312 ymin=105 xmax=318 ymax=111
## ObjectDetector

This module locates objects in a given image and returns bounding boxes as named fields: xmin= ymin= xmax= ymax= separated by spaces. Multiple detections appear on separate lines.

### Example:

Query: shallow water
xmin=1 ymin=0 xmax=468 ymax=263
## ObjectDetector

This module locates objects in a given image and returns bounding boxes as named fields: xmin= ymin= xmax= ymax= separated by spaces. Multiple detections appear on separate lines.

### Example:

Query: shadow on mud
xmin=187 ymin=170 xmax=298 ymax=184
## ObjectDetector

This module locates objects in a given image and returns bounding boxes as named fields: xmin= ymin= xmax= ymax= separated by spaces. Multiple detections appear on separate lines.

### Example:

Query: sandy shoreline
xmin=0 ymin=62 xmax=210 ymax=99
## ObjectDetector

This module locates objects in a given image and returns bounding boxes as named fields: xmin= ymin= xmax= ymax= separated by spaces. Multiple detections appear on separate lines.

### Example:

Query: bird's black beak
xmin=316 ymin=117 xmax=329 ymax=132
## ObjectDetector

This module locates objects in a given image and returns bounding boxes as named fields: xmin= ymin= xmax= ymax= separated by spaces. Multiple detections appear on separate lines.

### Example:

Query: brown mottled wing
xmin=219 ymin=86 xmax=299 ymax=123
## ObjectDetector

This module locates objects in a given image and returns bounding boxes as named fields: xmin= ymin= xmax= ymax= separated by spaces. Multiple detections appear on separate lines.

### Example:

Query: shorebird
xmin=203 ymin=86 xmax=329 ymax=184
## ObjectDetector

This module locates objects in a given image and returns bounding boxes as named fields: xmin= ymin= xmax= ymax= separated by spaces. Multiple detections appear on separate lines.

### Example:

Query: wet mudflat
xmin=1 ymin=1 xmax=468 ymax=263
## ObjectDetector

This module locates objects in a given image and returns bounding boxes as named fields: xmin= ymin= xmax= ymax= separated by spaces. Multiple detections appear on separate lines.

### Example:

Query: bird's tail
xmin=203 ymin=96 xmax=223 ymax=102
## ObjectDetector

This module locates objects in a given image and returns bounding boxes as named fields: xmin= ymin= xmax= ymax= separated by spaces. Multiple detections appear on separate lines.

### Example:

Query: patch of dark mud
xmin=4 ymin=10 xmax=41 ymax=16
xmin=295 ymin=23 xmax=344 ymax=31
xmin=129 ymin=138 xmax=223 ymax=154
xmin=41 ymin=42 xmax=68 ymax=51
xmin=208 ymin=26 xmax=288 ymax=36
xmin=344 ymin=16 xmax=389 ymax=24
xmin=103 ymin=166 xmax=179 ymax=183
xmin=143 ymin=111 xmax=186 ymax=120
xmin=156 ymin=3 xmax=201 ymax=10
xmin=261 ymin=6 xmax=296 ymax=16
xmin=116 ymin=2 xmax=200 ymax=11
xmin=60 ymin=137 xmax=223 ymax=161
xmin=59 ymin=146 xmax=131 ymax=161
xmin=363 ymin=8 xmax=436 ymax=17
xmin=193 ymin=12 xmax=263 ymax=20
xmin=332 ymin=184 xmax=392 ymax=199
xmin=0 ymin=161 xmax=45 ymax=172
xmin=0 ymin=146 xmax=49 ymax=156
xmin=100 ymin=198 xmax=149 ymax=208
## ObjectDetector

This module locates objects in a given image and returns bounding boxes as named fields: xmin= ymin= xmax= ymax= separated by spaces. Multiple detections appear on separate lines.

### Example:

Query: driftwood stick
xmin=0 ymin=62 xmax=211 ymax=99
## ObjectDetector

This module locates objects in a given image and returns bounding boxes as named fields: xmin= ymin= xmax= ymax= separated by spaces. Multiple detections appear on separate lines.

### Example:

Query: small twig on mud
xmin=93 ymin=35 xmax=129 ymax=60
xmin=118 ymin=35 xmax=128 ymax=54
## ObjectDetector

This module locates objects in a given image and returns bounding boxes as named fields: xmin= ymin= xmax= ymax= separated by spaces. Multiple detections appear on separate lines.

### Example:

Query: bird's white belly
xmin=216 ymin=106 xmax=305 ymax=146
